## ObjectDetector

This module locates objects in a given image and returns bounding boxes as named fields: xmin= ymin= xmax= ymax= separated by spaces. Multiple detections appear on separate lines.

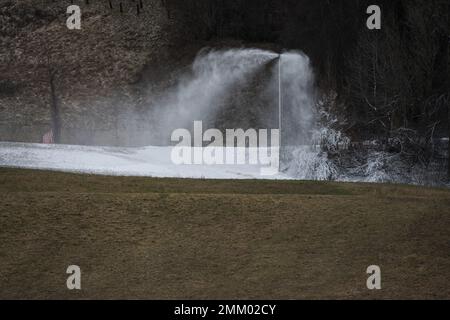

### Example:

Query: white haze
xmin=277 ymin=51 xmax=316 ymax=146
xmin=0 ymin=48 xmax=358 ymax=182
xmin=152 ymin=48 xmax=279 ymax=142
xmin=1 ymin=48 xmax=444 ymax=185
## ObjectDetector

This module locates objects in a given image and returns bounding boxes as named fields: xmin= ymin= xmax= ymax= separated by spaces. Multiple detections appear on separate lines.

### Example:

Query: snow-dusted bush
xmin=283 ymin=146 xmax=337 ymax=180
xmin=313 ymin=90 xmax=350 ymax=153
xmin=281 ymin=90 xmax=344 ymax=180
xmin=312 ymin=127 xmax=350 ymax=153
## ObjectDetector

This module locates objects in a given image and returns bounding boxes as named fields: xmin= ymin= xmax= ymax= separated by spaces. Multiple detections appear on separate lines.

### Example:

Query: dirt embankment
xmin=0 ymin=0 xmax=201 ymax=145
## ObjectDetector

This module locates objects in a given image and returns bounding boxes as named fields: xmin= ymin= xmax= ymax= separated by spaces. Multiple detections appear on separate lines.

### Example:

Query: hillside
xmin=0 ymin=0 xmax=199 ymax=145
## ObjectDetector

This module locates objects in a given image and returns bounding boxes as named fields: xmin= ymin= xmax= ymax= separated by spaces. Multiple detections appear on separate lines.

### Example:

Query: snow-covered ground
xmin=0 ymin=142 xmax=290 ymax=180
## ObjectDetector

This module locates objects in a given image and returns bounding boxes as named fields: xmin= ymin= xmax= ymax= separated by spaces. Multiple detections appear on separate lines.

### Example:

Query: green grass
xmin=0 ymin=168 xmax=449 ymax=299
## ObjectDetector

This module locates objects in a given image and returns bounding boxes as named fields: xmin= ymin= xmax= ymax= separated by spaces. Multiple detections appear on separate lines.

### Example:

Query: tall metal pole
xmin=278 ymin=54 xmax=282 ymax=171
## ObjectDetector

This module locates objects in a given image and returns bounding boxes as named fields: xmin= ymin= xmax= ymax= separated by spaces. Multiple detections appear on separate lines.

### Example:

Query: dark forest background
xmin=167 ymin=0 xmax=449 ymax=178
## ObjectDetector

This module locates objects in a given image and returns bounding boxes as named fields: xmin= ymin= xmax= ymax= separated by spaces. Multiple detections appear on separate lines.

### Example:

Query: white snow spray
xmin=155 ymin=48 xmax=320 ymax=177
xmin=153 ymin=48 xmax=279 ymax=142
xmin=274 ymin=51 xmax=333 ymax=179
xmin=277 ymin=51 xmax=315 ymax=147
xmin=0 ymin=48 xmax=328 ymax=180
xmin=152 ymin=48 xmax=316 ymax=144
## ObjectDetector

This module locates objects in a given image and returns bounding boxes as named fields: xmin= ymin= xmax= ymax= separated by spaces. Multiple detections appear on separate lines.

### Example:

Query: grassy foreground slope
xmin=0 ymin=168 xmax=449 ymax=299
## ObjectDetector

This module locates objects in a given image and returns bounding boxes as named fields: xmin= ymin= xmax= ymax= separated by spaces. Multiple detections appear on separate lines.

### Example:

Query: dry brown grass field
xmin=0 ymin=168 xmax=449 ymax=299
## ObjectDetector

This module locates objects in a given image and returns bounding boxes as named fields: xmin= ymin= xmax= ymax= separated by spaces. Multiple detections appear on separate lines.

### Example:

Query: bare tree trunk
xmin=49 ymin=70 xmax=61 ymax=144
xmin=446 ymin=3 xmax=450 ymax=181
xmin=447 ymin=101 xmax=450 ymax=181
xmin=44 ymin=42 xmax=61 ymax=144
xmin=430 ymin=2 xmax=450 ymax=181
xmin=161 ymin=0 xmax=171 ymax=19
